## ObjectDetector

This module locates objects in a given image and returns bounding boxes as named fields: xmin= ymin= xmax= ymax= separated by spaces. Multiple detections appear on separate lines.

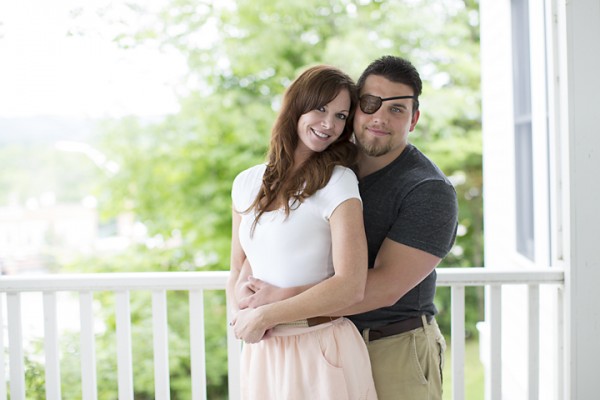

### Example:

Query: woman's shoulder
xmin=234 ymin=163 xmax=267 ymax=185
xmin=309 ymin=165 xmax=360 ymax=219
xmin=330 ymin=165 xmax=359 ymax=185
xmin=232 ymin=164 xmax=266 ymax=208
xmin=317 ymin=165 xmax=359 ymax=196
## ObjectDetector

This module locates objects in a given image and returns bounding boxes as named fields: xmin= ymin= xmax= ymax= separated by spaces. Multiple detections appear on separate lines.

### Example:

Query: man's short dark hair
xmin=357 ymin=55 xmax=422 ymax=112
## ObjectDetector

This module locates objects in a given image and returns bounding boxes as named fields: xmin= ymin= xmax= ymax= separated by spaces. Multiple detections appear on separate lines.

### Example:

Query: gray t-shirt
xmin=349 ymin=144 xmax=458 ymax=332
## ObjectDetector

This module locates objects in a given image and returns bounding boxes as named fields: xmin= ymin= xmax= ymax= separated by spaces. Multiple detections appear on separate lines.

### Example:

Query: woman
xmin=228 ymin=65 xmax=377 ymax=399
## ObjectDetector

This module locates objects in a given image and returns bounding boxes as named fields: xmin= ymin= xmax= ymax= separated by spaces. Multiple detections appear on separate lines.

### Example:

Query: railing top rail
xmin=0 ymin=267 xmax=564 ymax=293
xmin=436 ymin=267 xmax=564 ymax=286
xmin=0 ymin=271 xmax=230 ymax=292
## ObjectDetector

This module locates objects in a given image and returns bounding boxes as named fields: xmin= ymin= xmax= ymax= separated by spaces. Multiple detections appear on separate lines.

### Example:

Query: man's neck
xmin=357 ymin=144 xmax=408 ymax=179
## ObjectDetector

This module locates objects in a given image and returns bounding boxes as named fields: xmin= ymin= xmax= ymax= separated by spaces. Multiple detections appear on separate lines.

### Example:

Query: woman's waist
xmin=269 ymin=317 xmax=345 ymax=336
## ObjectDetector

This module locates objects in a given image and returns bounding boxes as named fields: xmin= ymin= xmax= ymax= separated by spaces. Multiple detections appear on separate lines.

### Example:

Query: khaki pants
xmin=362 ymin=316 xmax=446 ymax=400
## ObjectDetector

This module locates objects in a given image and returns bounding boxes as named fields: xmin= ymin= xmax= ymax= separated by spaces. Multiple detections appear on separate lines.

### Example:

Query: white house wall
xmin=482 ymin=0 xmax=600 ymax=399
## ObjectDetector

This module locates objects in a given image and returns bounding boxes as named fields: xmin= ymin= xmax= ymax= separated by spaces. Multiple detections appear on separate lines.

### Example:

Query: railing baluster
xmin=152 ymin=290 xmax=170 ymax=400
xmin=115 ymin=290 xmax=134 ymax=400
xmin=43 ymin=292 xmax=61 ymax=399
xmin=0 ymin=293 xmax=6 ymax=400
xmin=7 ymin=293 xmax=25 ymax=400
xmin=451 ymin=285 xmax=465 ymax=400
xmin=80 ymin=291 xmax=97 ymax=400
xmin=189 ymin=290 xmax=206 ymax=400
xmin=226 ymin=302 xmax=241 ymax=400
xmin=488 ymin=285 xmax=502 ymax=400
xmin=528 ymin=285 xmax=540 ymax=400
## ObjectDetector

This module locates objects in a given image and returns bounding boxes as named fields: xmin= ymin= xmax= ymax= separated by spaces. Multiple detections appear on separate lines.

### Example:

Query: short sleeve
xmin=231 ymin=164 xmax=266 ymax=212
xmin=388 ymin=180 xmax=458 ymax=258
xmin=311 ymin=166 xmax=361 ymax=220
xmin=231 ymin=174 xmax=242 ymax=212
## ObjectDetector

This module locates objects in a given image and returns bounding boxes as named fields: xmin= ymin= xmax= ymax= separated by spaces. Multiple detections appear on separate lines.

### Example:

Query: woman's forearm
xmin=256 ymin=198 xmax=367 ymax=327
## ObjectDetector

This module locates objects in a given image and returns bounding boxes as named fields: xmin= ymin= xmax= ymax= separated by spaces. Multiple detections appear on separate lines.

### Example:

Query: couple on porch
xmin=227 ymin=55 xmax=458 ymax=400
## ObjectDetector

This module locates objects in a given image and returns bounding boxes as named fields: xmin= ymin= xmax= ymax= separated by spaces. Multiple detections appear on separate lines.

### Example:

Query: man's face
xmin=353 ymin=75 xmax=420 ymax=161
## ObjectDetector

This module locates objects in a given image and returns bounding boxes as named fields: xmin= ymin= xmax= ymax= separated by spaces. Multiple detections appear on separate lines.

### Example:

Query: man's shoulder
xmin=404 ymin=145 xmax=450 ymax=180
xmin=379 ymin=145 xmax=452 ymax=192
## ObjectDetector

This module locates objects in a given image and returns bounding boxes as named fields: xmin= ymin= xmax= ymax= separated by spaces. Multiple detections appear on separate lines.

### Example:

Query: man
xmin=236 ymin=55 xmax=458 ymax=399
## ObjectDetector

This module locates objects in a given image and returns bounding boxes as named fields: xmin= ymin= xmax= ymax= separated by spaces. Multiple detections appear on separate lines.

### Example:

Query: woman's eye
xmin=317 ymin=106 xmax=326 ymax=112
xmin=337 ymin=113 xmax=347 ymax=120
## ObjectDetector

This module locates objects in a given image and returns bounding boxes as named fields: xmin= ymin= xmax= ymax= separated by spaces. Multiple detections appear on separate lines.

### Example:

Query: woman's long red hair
xmin=247 ymin=65 xmax=359 ymax=229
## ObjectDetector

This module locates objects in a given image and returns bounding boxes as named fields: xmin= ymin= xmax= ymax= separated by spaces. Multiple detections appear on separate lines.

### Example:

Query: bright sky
xmin=0 ymin=0 xmax=187 ymax=118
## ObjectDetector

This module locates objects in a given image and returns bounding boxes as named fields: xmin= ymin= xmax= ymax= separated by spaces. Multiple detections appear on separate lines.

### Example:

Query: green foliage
xmin=97 ymin=0 xmax=483 ymax=273
xmin=24 ymin=341 xmax=47 ymax=399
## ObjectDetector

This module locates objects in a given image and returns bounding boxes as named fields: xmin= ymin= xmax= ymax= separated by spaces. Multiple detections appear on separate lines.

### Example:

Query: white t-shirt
xmin=232 ymin=164 xmax=361 ymax=288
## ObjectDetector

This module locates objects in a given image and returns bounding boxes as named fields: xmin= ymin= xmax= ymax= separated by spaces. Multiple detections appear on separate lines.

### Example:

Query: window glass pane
xmin=512 ymin=0 xmax=535 ymax=260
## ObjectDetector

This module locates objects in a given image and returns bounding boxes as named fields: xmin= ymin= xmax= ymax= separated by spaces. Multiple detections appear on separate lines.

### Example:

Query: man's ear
xmin=409 ymin=110 xmax=420 ymax=132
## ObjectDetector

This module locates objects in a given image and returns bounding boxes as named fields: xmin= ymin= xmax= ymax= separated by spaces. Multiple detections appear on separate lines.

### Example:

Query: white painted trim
xmin=7 ymin=293 xmax=25 ymax=400
xmin=152 ymin=290 xmax=170 ymax=400
xmin=115 ymin=290 xmax=134 ymax=400
xmin=189 ymin=290 xmax=207 ymax=400
xmin=79 ymin=291 xmax=97 ymax=400
xmin=529 ymin=0 xmax=552 ymax=267
xmin=451 ymin=286 xmax=465 ymax=400
xmin=43 ymin=292 xmax=61 ymax=400
xmin=0 ymin=294 xmax=5 ymax=400
xmin=562 ymin=0 xmax=600 ymax=398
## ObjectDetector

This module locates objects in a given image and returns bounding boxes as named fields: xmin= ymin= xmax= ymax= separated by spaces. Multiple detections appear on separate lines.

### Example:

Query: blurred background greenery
xmin=1 ymin=0 xmax=482 ymax=398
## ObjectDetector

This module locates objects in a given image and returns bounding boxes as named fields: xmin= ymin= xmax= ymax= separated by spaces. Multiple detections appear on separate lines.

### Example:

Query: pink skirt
xmin=240 ymin=317 xmax=378 ymax=400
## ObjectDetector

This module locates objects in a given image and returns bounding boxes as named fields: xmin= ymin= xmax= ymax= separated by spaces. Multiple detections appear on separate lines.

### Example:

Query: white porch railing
xmin=0 ymin=268 xmax=564 ymax=400
xmin=436 ymin=268 xmax=564 ymax=400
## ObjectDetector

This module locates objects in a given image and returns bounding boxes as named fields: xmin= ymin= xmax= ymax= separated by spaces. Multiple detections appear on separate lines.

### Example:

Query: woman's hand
xmin=231 ymin=307 xmax=271 ymax=344
xmin=239 ymin=276 xmax=297 ymax=309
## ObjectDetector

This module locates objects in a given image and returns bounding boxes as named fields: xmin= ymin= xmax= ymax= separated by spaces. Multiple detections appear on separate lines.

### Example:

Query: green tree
xmin=97 ymin=0 xmax=483 ymax=271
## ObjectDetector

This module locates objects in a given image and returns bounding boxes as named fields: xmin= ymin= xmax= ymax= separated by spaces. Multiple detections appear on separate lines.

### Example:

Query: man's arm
xmin=336 ymin=238 xmax=441 ymax=315
xmin=242 ymin=239 xmax=440 ymax=315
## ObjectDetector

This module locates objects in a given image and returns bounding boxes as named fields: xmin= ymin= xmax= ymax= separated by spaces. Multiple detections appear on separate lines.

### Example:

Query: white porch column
xmin=559 ymin=0 xmax=600 ymax=399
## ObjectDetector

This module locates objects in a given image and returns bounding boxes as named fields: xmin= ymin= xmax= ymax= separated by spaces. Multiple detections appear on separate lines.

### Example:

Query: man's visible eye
xmin=336 ymin=113 xmax=348 ymax=121
xmin=390 ymin=106 xmax=405 ymax=114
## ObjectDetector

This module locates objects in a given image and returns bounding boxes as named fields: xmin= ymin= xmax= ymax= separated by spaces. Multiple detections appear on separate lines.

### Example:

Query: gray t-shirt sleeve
xmin=387 ymin=179 xmax=458 ymax=258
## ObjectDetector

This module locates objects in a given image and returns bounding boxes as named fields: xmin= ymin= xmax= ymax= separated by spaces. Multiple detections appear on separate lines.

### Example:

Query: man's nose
xmin=369 ymin=107 xmax=385 ymax=123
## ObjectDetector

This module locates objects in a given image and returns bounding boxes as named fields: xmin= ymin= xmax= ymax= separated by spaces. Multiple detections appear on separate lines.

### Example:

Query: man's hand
xmin=239 ymin=276 xmax=300 ymax=309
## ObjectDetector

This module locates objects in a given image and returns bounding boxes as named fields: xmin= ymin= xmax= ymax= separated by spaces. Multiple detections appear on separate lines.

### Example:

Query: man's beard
xmin=355 ymin=134 xmax=392 ymax=157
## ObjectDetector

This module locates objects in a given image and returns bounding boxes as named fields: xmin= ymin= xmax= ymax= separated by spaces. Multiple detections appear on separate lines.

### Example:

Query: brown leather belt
xmin=307 ymin=316 xmax=337 ymax=326
xmin=278 ymin=316 xmax=337 ymax=328
xmin=367 ymin=315 xmax=433 ymax=341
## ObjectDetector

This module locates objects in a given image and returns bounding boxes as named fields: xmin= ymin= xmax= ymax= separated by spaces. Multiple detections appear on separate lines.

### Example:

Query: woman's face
xmin=295 ymin=88 xmax=351 ymax=163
